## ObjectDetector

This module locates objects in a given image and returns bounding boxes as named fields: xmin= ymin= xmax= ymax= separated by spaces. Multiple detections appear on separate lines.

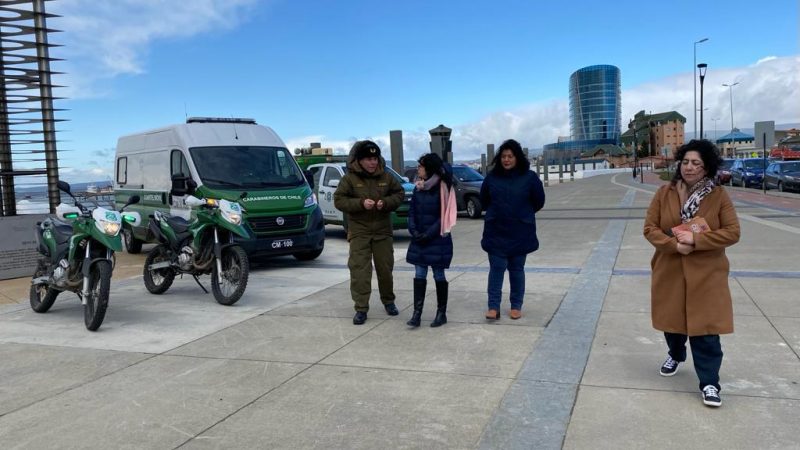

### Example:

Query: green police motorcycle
xmin=30 ymin=180 xmax=141 ymax=331
xmin=142 ymin=178 xmax=250 ymax=305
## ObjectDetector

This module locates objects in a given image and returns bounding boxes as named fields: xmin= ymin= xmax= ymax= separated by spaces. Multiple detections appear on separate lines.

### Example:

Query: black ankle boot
xmin=430 ymin=280 xmax=448 ymax=327
xmin=407 ymin=278 xmax=426 ymax=327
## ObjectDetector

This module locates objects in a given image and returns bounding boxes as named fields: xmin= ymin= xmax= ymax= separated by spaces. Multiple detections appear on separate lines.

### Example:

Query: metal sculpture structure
xmin=0 ymin=0 xmax=63 ymax=215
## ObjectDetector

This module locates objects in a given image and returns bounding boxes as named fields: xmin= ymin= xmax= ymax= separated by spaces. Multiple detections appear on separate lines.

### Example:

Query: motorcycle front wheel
xmin=143 ymin=244 xmax=176 ymax=294
xmin=211 ymin=245 xmax=249 ymax=306
xmin=84 ymin=260 xmax=111 ymax=331
xmin=29 ymin=259 xmax=59 ymax=313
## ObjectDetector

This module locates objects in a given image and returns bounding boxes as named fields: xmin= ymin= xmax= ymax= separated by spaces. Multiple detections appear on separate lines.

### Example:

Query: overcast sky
xmin=17 ymin=0 xmax=798 ymax=181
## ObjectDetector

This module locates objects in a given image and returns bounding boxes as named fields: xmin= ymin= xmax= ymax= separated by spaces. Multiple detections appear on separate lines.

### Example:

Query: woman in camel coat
xmin=643 ymin=139 xmax=740 ymax=408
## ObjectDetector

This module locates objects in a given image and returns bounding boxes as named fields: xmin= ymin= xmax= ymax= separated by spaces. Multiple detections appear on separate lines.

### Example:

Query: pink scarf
xmin=439 ymin=180 xmax=457 ymax=236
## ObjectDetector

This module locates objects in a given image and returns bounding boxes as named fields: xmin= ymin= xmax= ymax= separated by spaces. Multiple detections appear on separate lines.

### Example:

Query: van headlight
xmin=304 ymin=193 xmax=317 ymax=208
xmin=96 ymin=219 xmax=121 ymax=236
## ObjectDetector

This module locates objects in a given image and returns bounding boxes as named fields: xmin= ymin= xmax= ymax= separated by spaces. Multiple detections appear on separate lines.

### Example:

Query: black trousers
xmin=664 ymin=332 xmax=723 ymax=391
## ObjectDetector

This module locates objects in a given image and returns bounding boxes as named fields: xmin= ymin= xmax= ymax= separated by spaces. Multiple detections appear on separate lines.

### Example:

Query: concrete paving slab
xmin=737 ymin=277 xmax=800 ymax=318
xmin=268 ymin=287 xmax=372 ymax=318
xmin=771 ymin=317 xmax=800 ymax=355
xmin=183 ymin=364 xmax=511 ymax=450
xmin=168 ymin=315 xmax=378 ymax=364
xmin=564 ymin=386 xmax=800 ymax=450
xmin=0 ymin=355 xmax=308 ymax=449
xmin=321 ymin=320 xmax=540 ymax=378
xmin=601 ymin=275 xmax=651 ymax=313
xmin=478 ymin=379 xmax=575 ymax=450
xmin=0 ymin=267 xmax=347 ymax=353
xmin=583 ymin=312 xmax=800 ymax=398
xmin=0 ymin=343 xmax=149 ymax=416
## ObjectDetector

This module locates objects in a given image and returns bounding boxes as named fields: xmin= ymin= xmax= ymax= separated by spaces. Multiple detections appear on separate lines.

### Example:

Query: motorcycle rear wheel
xmin=143 ymin=244 xmax=176 ymax=294
xmin=211 ymin=245 xmax=249 ymax=306
xmin=84 ymin=260 xmax=111 ymax=331
xmin=29 ymin=259 xmax=59 ymax=313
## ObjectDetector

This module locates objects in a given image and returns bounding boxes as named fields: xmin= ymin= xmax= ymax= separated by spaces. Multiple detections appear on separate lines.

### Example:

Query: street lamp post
xmin=693 ymin=37 xmax=709 ymax=138
xmin=711 ymin=117 xmax=720 ymax=142
xmin=697 ymin=63 xmax=708 ymax=140
xmin=722 ymin=81 xmax=740 ymax=131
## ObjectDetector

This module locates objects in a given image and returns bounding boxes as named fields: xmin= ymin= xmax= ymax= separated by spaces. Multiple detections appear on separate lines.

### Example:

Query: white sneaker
xmin=701 ymin=385 xmax=721 ymax=407
xmin=659 ymin=356 xmax=680 ymax=376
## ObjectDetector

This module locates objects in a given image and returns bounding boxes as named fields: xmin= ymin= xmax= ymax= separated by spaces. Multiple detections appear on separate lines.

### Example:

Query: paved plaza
xmin=1 ymin=173 xmax=798 ymax=449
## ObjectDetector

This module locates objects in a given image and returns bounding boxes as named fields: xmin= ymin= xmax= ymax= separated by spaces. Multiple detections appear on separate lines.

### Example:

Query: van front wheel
xmin=124 ymin=228 xmax=143 ymax=254
xmin=293 ymin=248 xmax=323 ymax=261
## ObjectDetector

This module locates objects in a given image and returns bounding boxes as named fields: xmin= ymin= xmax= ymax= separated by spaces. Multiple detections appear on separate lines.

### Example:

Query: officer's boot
xmin=407 ymin=278 xmax=426 ymax=327
xmin=430 ymin=280 xmax=448 ymax=327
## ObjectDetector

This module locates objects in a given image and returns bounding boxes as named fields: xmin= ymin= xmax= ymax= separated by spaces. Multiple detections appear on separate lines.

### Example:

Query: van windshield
xmin=190 ymin=146 xmax=305 ymax=189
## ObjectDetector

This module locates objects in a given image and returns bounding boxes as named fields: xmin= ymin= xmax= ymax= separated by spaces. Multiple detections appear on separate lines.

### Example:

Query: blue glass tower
xmin=569 ymin=65 xmax=621 ymax=143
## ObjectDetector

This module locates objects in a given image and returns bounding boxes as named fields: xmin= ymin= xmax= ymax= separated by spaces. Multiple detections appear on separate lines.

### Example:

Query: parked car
xmin=306 ymin=163 xmax=413 ymax=233
xmin=730 ymin=158 xmax=766 ymax=188
xmin=764 ymin=160 xmax=800 ymax=192
xmin=403 ymin=164 xmax=485 ymax=219
xmin=716 ymin=159 xmax=734 ymax=185
xmin=451 ymin=165 xmax=484 ymax=219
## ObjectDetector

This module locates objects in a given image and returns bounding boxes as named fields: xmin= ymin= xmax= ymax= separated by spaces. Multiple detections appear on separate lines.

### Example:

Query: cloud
xmin=622 ymin=55 xmax=800 ymax=138
xmin=311 ymin=55 xmax=799 ymax=162
xmin=47 ymin=0 xmax=260 ymax=98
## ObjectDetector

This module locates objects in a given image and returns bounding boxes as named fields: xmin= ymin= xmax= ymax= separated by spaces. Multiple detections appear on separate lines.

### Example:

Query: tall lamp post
xmin=693 ymin=37 xmax=709 ymax=138
xmin=711 ymin=117 xmax=720 ymax=142
xmin=697 ymin=63 xmax=708 ymax=140
xmin=722 ymin=81 xmax=740 ymax=131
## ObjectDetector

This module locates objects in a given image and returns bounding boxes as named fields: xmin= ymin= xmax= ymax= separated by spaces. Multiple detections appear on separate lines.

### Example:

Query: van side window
xmin=323 ymin=168 xmax=342 ymax=187
xmin=116 ymin=157 xmax=127 ymax=184
xmin=171 ymin=150 xmax=190 ymax=177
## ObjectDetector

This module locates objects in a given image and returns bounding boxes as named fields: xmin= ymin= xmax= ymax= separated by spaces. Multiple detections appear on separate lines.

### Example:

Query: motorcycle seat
xmin=47 ymin=218 xmax=74 ymax=245
xmin=166 ymin=216 xmax=191 ymax=234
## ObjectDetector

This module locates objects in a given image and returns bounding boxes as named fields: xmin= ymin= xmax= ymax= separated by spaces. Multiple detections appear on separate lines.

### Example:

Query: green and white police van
xmin=113 ymin=117 xmax=324 ymax=260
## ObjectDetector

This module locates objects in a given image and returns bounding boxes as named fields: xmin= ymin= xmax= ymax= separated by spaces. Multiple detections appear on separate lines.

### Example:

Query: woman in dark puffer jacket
xmin=406 ymin=153 xmax=455 ymax=328
xmin=480 ymin=139 xmax=545 ymax=320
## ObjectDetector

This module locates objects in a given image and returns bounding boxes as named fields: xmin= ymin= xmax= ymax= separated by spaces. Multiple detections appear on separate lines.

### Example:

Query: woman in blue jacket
xmin=406 ymin=153 xmax=455 ymax=328
xmin=480 ymin=139 xmax=545 ymax=320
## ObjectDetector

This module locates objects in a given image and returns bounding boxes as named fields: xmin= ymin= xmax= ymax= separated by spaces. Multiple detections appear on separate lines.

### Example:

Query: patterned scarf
xmin=680 ymin=177 xmax=715 ymax=222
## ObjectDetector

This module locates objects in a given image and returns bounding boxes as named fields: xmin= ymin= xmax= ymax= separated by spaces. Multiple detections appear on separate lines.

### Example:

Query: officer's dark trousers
xmin=665 ymin=332 xmax=723 ymax=391
xmin=348 ymin=235 xmax=395 ymax=312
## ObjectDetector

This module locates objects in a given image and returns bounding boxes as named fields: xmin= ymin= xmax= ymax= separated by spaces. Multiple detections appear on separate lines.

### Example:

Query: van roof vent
xmin=186 ymin=117 xmax=256 ymax=124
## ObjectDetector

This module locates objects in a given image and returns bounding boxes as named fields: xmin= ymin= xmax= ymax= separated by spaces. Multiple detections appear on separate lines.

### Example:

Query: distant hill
xmin=686 ymin=122 xmax=800 ymax=141
xmin=15 ymin=180 xmax=113 ymax=194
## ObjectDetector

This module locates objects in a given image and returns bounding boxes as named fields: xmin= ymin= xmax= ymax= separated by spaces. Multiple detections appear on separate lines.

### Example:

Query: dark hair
xmin=671 ymin=139 xmax=722 ymax=184
xmin=491 ymin=139 xmax=530 ymax=175
xmin=418 ymin=152 xmax=453 ymax=187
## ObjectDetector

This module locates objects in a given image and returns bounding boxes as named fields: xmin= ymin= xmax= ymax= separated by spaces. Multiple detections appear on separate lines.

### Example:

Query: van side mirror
xmin=171 ymin=175 xmax=187 ymax=197
xmin=304 ymin=170 xmax=314 ymax=190
xmin=171 ymin=174 xmax=196 ymax=196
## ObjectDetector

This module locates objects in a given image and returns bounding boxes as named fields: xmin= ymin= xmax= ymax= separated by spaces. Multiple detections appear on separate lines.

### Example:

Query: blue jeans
xmin=487 ymin=253 xmax=526 ymax=310
xmin=415 ymin=265 xmax=446 ymax=282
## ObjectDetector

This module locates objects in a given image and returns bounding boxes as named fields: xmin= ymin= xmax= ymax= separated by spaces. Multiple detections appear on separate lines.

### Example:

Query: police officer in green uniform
xmin=334 ymin=140 xmax=405 ymax=325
